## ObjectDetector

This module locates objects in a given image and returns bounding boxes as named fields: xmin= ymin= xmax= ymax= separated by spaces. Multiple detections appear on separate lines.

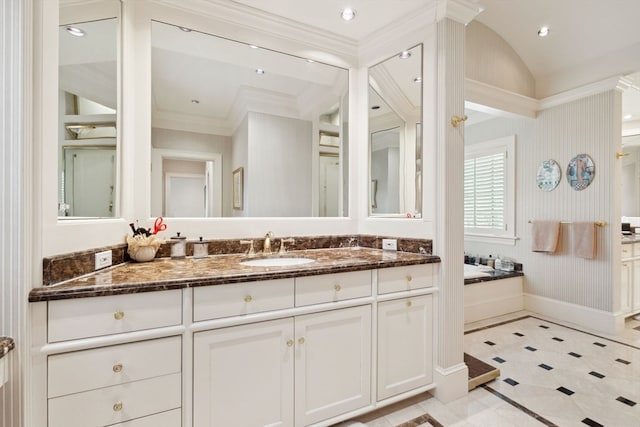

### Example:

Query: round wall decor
xmin=536 ymin=159 xmax=561 ymax=191
xmin=566 ymin=154 xmax=595 ymax=191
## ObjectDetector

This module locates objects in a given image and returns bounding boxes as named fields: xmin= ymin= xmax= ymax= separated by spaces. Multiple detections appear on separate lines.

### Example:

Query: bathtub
xmin=463 ymin=264 xmax=524 ymax=324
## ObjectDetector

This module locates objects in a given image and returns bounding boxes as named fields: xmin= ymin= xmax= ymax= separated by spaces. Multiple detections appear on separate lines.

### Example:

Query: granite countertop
xmin=464 ymin=269 xmax=524 ymax=285
xmin=0 ymin=337 xmax=15 ymax=360
xmin=29 ymin=247 xmax=440 ymax=302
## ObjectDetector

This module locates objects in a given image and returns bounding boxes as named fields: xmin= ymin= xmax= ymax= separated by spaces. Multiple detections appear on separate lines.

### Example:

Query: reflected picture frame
xmin=371 ymin=179 xmax=378 ymax=209
xmin=232 ymin=167 xmax=243 ymax=210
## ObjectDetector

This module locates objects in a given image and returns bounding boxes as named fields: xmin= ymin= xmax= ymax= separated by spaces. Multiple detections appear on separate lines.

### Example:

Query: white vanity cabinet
xmin=377 ymin=295 xmax=433 ymax=401
xmin=621 ymin=243 xmax=640 ymax=313
xmin=42 ymin=290 xmax=183 ymax=427
xmin=192 ymin=304 xmax=371 ymax=427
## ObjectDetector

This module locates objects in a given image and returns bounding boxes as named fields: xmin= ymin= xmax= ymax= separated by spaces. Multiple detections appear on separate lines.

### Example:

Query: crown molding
xmin=436 ymin=0 xmax=482 ymax=25
xmin=539 ymin=75 xmax=632 ymax=110
xmin=465 ymin=78 xmax=538 ymax=118
xmin=152 ymin=110 xmax=232 ymax=136
xmin=151 ymin=0 xmax=357 ymax=66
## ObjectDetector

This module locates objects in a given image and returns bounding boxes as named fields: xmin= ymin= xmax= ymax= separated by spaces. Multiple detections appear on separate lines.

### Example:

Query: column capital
xmin=436 ymin=0 xmax=482 ymax=25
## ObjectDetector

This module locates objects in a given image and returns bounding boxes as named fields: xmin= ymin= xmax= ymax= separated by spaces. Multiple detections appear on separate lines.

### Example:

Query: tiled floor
xmin=340 ymin=311 xmax=640 ymax=427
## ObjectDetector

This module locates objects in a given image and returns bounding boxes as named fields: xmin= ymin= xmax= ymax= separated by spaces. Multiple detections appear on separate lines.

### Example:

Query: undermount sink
xmin=240 ymin=257 xmax=316 ymax=267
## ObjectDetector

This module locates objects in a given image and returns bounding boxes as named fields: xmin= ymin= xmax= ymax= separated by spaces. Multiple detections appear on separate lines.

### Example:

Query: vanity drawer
xmin=193 ymin=278 xmax=294 ymax=321
xmin=48 ymin=336 xmax=181 ymax=398
xmin=110 ymin=409 xmax=181 ymax=427
xmin=377 ymin=264 xmax=433 ymax=294
xmin=48 ymin=373 xmax=181 ymax=427
xmin=295 ymin=270 xmax=371 ymax=306
xmin=48 ymin=290 xmax=182 ymax=343
xmin=633 ymin=243 xmax=640 ymax=257
xmin=622 ymin=244 xmax=632 ymax=259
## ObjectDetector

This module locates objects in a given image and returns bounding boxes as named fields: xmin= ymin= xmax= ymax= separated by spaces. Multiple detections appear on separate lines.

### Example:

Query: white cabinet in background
xmin=193 ymin=318 xmax=294 ymax=427
xmin=377 ymin=295 xmax=433 ymax=401
xmin=620 ymin=243 xmax=640 ymax=313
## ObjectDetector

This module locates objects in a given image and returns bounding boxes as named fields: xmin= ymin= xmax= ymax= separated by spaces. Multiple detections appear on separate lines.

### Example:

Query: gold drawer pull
xmin=114 ymin=311 xmax=125 ymax=320
xmin=334 ymin=284 xmax=341 ymax=292
xmin=286 ymin=339 xmax=294 ymax=347
xmin=623 ymin=263 xmax=628 ymax=267
xmin=298 ymin=337 xmax=305 ymax=345
xmin=406 ymin=300 xmax=412 ymax=307
xmin=113 ymin=401 xmax=123 ymax=412
xmin=406 ymin=275 xmax=413 ymax=282
xmin=112 ymin=363 xmax=123 ymax=373
xmin=244 ymin=295 xmax=252 ymax=303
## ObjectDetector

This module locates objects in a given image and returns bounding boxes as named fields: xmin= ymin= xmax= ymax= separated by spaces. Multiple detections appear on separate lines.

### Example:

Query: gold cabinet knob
xmin=112 ymin=363 xmax=123 ymax=373
xmin=406 ymin=300 xmax=412 ymax=307
xmin=244 ymin=295 xmax=252 ymax=303
xmin=623 ymin=263 xmax=628 ymax=267
xmin=286 ymin=339 xmax=294 ymax=347
xmin=113 ymin=401 xmax=123 ymax=412
xmin=406 ymin=275 xmax=413 ymax=282
xmin=334 ymin=284 xmax=341 ymax=292
xmin=298 ymin=337 xmax=305 ymax=345
xmin=113 ymin=311 xmax=125 ymax=320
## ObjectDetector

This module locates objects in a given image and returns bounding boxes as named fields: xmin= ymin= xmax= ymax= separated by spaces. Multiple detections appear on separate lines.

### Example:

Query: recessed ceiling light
xmin=399 ymin=51 xmax=412 ymax=59
xmin=371 ymin=105 xmax=380 ymax=110
xmin=191 ymin=99 xmax=200 ymax=104
xmin=624 ymin=113 xmax=633 ymax=120
xmin=537 ymin=26 xmax=550 ymax=37
xmin=179 ymin=27 xmax=192 ymax=32
xmin=255 ymin=68 xmax=265 ymax=74
xmin=340 ymin=8 xmax=356 ymax=21
xmin=414 ymin=77 xmax=422 ymax=83
xmin=65 ymin=26 xmax=85 ymax=37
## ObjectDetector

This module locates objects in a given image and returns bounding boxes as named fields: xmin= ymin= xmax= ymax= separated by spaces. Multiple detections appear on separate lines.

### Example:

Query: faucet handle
xmin=240 ymin=240 xmax=256 ymax=257
xmin=278 ymin=238 xmax=295 ymax=255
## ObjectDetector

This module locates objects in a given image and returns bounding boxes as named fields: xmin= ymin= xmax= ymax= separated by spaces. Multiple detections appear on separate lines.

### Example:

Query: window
xmin=464 ymin=135 xmax=515 ymax=242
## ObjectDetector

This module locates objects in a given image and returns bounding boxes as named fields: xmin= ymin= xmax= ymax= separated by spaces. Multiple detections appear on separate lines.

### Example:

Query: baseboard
xmin=432 ymin=363 xmax=468 ymax=403
xmin=524 ymin=293 xmax=622 ymax=334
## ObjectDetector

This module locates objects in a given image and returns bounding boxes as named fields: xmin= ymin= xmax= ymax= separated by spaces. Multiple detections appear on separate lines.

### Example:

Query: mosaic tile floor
xmin=339 ymin=313 xmax=640 ymax=427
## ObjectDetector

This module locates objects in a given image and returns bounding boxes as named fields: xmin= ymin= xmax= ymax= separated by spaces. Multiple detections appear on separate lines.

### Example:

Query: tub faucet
xmin=263 ymin=231 xmax=274 ymax=255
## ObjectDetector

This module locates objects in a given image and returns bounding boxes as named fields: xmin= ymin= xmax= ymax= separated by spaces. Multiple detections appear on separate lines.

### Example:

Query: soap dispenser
xmin=170 ymin=232 xmax=187 ymax=259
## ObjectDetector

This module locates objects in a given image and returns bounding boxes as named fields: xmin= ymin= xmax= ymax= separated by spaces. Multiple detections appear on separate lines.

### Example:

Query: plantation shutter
xmin=464 ymin=150 xmax=506 ymax=230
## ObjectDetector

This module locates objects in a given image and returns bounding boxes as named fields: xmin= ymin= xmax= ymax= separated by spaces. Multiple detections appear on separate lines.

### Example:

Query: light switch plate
xmin=382 ymin=239 xmax=397 ymax=251
xmin=95 ymin=250 xmax=112 ymax=270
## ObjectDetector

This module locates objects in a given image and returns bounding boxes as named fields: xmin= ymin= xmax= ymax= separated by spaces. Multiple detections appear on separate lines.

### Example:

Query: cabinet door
xmin=294 ymin=305 xmax=372 ymax=426
xmin=193 ymin=318 xmax=294 ymax=427
xmin=377 ymin=295 xmax=433 ymax=401
xmin=633 ymin=260 xmax=640 ymax=311
xmin=621 ymin=261 xmax=632 ymax=313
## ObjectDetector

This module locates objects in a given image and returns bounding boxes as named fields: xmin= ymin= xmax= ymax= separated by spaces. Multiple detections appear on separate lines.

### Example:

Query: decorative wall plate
xmin=536 ymin=159 xmax=561 ymax=191
xmin=566 ymin=154 xmax=595 ymax=191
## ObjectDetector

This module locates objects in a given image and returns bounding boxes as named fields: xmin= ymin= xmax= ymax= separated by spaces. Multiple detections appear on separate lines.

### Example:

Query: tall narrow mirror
xmin=58 ymin=17 xmax=118 ymax=218
xmin=150 ymin=21 xmax=349 ymax=218
xmin=368 ymin=45 xmax=422 ymax=217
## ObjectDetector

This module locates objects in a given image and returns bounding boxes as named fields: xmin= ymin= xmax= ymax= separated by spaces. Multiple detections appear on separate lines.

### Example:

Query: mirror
xmin=150 ymin=21 xmax=349 ymax=217
xmin=368 ymin=45 xmax=422 ymax=217
xmin=622 ymin=134 xmax=640 ymax=217
xmin=58 ymin=17 xmax=118 ymax=217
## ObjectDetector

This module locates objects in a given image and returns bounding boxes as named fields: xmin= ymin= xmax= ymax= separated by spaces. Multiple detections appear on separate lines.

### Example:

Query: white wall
xmin=466 ymin=91 xmax=621 ymax=316
xmin=231 ymin=115 xmax=249 ymax=217
xmin=247 ymin=112 xmax=313 ymax=217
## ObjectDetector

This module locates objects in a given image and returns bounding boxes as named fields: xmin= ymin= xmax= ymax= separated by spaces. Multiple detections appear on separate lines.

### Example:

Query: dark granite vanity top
xmin=464 ymin=269 xmax=524 ymax=285
xmin=29 ymin=247 xmax=440 ymax=302
xmin=0 ymin=337 xmax=15 ymax=359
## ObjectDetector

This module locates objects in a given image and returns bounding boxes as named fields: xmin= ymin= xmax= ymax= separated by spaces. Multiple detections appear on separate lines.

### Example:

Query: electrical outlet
xmin=382 ymin=239 xmax=397 ymax=251
xmin=95 ymin=250 xmax=112 ymax=270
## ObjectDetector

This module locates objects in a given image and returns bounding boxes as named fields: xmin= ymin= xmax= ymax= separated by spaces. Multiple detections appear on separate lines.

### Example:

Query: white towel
xmin=531 ymin=220 xmax=561 ymax=253
xmin=573 ymin=221 xmax=596 ymax=259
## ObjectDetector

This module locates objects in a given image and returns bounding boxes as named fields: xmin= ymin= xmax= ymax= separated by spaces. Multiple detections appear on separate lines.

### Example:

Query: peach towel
xmin=531 ymin=220 xmax=561 ymax=253
xmin=573 ymin=221 xmax=596 ymax=259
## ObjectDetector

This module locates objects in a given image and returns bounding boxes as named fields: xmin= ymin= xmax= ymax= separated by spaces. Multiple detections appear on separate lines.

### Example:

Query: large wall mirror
xmin=58 ymin=12 xmax=118 ymax=218
xmin=368 ymin=44 xmax=422 ymax=218
xmin=150 ymin=21 xmax=349 ymax=218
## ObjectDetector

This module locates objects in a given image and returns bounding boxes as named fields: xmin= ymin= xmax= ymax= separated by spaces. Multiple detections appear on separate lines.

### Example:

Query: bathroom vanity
xmin=29 ymin=247 xmax=439 ymax=427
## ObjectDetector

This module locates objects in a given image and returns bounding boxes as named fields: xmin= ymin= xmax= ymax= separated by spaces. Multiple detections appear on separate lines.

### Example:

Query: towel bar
xmin=528 ymin=220 xmax=607 ymax=227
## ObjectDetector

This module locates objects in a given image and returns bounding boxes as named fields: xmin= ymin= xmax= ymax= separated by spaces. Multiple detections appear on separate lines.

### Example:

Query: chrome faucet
xmin=263 ymin=231 xmax=274 ymax=255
